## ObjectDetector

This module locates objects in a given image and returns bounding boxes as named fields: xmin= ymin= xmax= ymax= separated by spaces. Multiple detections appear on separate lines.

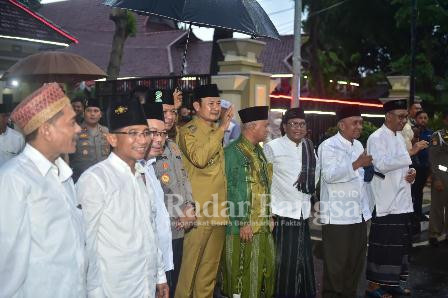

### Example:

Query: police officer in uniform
xmin=146 ymin=89 xmax=196 ymax=297
xmin=69 ymin=98 xmax=110 ymax=182
xmin=428 ymin=111 xmax=448 ymax=246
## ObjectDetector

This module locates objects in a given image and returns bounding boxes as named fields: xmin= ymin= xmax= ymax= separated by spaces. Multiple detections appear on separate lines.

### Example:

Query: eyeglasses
xmin=112 ymin=129 xmax=152 ymax=139
xmin=149 ymin=130 xmax=168 ymax=138
xmin=287 ymin=121 xmax=307 ymax=128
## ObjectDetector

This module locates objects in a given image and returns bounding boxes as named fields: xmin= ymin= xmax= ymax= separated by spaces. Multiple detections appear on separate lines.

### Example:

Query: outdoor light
xmin=304 ymin=111 xmax=336 ymax=115
xmin=337 ymin=80 xmax=348 ymax=85
xmin=11 ymin=80 xmax=19 ymax=87
xmin=271 ymin=74 xmax=293 ymax=78
xmin=361 ymin=114 xmax=385 ymax=118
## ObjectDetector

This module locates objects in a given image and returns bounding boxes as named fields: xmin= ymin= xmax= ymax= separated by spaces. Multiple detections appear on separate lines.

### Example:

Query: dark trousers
xmin=411 ymin=166 xmax=430 ymax=219
xmin=167 ymin=237 xmax=184 ymax=298
xmin=274 ymin=216 xmax=316 ymax=298
xmin=322 ymin=221 xmax=368 ymax=298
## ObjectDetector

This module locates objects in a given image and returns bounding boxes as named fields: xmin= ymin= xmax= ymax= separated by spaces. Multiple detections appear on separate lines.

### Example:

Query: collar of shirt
xmin=240 ymin=135 xmax=256 ymax=150
xmin=22 ymin=144 xmax=73 ymax=182
xmin=382 ymin=124 xmax=397 ymax=136
xmin=194 ymin=116 xmax=218 ymax=134
xmin=109 ymin=152 xmax=143 ymax=177
xmin=282 ymin=135 xmax=302 ymax=148
xmin=336 ymin=132 xmax=354 ymax=147
xmin=143 ymin=157 xmax=157 ymax=168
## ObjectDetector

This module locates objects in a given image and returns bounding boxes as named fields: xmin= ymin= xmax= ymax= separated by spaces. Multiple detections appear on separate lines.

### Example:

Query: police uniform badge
xmin=114 ymin=106 xmax=128 ymax=115
xmin=161 ymin=173 xmax=170 ymax=184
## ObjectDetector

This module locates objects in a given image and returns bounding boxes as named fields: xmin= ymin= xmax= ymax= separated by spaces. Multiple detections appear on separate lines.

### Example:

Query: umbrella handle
xmin=180 ymin=23 xmax=192 ymax=76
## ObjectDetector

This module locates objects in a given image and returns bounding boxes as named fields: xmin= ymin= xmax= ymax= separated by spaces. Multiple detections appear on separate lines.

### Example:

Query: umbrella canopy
xmin=1 ymin=51 xmax=107 ymax=83
xmin=103 ymin=0 xmax=280 ymax=40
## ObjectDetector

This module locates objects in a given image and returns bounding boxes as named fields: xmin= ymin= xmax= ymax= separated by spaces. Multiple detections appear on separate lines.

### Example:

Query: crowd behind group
xmin=0 ymin=82 xmax=447 ymax=298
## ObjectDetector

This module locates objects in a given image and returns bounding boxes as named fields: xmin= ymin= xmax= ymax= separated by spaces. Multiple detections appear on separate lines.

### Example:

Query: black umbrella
xmin=103 ymin=0 xmax=280 ymax=74
xmin=104 ymin=0 xmax=279 ymax=39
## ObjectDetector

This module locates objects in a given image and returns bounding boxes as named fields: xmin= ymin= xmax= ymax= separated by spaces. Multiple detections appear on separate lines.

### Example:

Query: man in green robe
xmin=222 ymin=106 xmax=275 ymax=298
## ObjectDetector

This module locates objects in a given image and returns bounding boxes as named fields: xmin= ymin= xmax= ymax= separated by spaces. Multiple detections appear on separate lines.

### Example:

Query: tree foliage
xmin=301 ymin=0 xmax=448 ymax=110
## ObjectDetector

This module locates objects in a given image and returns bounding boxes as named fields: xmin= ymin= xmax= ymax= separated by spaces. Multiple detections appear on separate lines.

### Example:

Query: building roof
xmin=0 ymin=0 xmax=77 ymax=46
xmin=39 ymin=0 xmax=296 ymax=77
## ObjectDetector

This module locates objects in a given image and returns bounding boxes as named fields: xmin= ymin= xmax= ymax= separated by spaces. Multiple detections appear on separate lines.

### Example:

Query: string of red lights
xmin=270 ymin=94 xmax=384 ymax=108
xmin=9 ymin=0 xmax=79 ymax=44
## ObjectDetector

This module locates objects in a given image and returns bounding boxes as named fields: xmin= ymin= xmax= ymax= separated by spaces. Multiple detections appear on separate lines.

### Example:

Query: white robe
xmin=367 ymin=124 xmax=413 ymax=217
xmin=318 ymin=132 xmax=372 ymax=224
xmin=77 ymin=153 xmax=166 ymax=298
xmin=0 ymin=144 xmax=86 ymax=298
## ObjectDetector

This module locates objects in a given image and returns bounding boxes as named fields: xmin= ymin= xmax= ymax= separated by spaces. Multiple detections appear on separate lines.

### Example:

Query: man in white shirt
xmin=318 ymin=106 xmax=373 ymax=298
xmin=76 ymin=98 xmax=169 ymax=298
xmin=143 ymin=100 xmax=175 ymax=293
xmin=264 ymin=107 xmax=319 ymax=298
xmin=365 ymin=99 xmax=427 ymax=297
xmin=0 ymin=83 xmax=86 ymax=298
xmin=0 ymin=103 xmax=25 ymax=167
xmin=144 ymin=90 xmax=197 ymax=297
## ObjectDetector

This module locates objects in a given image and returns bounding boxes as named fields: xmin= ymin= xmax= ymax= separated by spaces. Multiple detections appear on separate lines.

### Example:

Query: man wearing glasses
xmin=147 ymin=90 xmax=196 ymax=297
xmin=264 ymin=107 xmax=319 ymax=298
xmin=76 ymin=98 xmax=169 ymax=298
xmin=365 ymin=99 xmax=427 ymax=297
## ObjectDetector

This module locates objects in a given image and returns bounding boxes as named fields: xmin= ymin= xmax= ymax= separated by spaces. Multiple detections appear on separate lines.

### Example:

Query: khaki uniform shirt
xmin=177 ymin=117 xmax=228 ymax=226
xmin=429 ymin=128 xmax=448 ymax=183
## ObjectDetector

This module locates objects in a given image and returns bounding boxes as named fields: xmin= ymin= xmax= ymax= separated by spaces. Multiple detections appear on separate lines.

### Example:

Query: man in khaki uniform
xmin=69 ymin=98 xmax=109 ymax=182
xmin=428 ymin=111 xmax=448 ymax=246
xmin=175 ymin=84 xmax=234 ymax=298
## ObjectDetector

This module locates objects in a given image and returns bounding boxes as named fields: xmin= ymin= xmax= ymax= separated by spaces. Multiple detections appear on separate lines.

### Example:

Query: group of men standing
xmin=0 ymin=80 xmax=447 ymax=298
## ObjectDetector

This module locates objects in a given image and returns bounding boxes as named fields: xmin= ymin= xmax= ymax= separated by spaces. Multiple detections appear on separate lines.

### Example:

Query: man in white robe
xmin=318 ymin=106 xmax=373 ymax=298
xmin=0 ymin=83 xmax=86 ymax=298
xmin=365 ymin=99 xmax=428 ymax=297
xmin=77 ymin=98 xmax=169 ymax=298
xmin=142 ymin=101 xmax=174 ymax=277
